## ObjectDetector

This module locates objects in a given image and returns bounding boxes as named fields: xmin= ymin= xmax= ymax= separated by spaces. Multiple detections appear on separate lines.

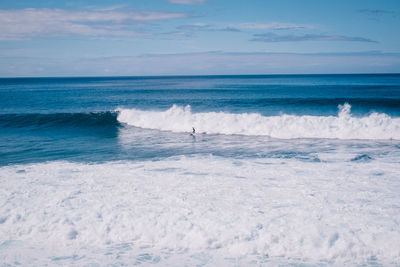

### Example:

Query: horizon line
xmin=1 ymin=72 xmax=400 ymax=79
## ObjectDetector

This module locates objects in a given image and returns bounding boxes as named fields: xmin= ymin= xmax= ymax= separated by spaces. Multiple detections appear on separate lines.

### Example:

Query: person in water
xmin=192 ymin=127 xmax=196 ymax=134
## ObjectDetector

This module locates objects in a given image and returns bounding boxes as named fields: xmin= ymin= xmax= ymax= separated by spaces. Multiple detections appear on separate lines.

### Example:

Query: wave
xmin=0 ymin=111 xmax=120 ymax=129
xmin=117 ymin=104 xmax=400 ymax=140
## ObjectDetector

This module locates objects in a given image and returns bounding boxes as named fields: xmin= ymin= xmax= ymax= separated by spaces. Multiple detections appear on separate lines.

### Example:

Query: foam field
xmin=117 ymin=104 xmax=400 ymax=140
xmin=1 ymin=155 xmax=399 ymax=266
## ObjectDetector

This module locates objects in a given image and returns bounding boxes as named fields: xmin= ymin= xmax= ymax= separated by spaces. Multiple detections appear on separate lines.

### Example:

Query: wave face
xmin=117 ymin=104 xmax=400 ymax=140
xmin=0 ymin=111 xmax=120 ymax=129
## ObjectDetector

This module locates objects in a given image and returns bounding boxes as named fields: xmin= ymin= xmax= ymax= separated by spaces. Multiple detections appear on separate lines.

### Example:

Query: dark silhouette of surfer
xmin=191 ymin=127 xmax=196 ymax=141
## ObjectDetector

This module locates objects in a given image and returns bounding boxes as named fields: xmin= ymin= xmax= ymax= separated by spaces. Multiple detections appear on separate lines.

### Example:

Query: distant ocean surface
xmin=0 ymin=74 xmax=400 ymax=266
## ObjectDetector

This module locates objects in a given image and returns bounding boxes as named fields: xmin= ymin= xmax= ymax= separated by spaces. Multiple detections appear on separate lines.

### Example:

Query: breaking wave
xmin=117 ymin=103 xmax=400 ymax=140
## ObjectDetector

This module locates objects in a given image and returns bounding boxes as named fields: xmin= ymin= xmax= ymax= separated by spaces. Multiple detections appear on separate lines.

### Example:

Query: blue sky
xmin=0 ymin=0 xmax=399 ymax=76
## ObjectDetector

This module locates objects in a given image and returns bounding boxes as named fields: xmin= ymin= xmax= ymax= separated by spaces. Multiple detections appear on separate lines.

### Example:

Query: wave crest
xmin=117 ymin=104 xmax=400 ymax=140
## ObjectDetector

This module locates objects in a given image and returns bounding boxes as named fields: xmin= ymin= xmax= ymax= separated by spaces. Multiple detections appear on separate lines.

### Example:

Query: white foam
xmin=0 ymin=156 xmax=399 ymax=265
xmin=117 ymin=104 xmax=400 ymax=140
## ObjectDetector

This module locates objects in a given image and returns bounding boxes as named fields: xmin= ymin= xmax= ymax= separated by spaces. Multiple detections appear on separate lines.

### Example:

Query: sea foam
xmin=0 ymin=156 xmax=399 ymax=265
xmin=117 ymin=103 xmax=400 ymax=140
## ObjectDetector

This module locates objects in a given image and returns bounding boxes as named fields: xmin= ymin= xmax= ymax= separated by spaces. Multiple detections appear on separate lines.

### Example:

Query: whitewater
xmin=1 ymin=75 xmax=400 ymax=266
xmin=117 ymin=103 xmax=400 ymax=140
xmin=1 ymin=155 xmax=400 ymax=266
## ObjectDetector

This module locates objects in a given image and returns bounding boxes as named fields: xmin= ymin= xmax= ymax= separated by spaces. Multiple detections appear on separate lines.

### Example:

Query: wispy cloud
xmin=166 ymin=0 xmax=205 ymax=4
xmin=0 ymin=8 xmax=188 ymax=40
xmin=358 ymin=9 xmax=396 ymax=16
xmin=357 ymin=9 xmax=397 ymax=20
xmin=164 ymin=21 xmax=313 ymax=38
xmin=234 ymin=22 xmax=310 ymax=31
xmin=177 ymin=23 xmax=211 ymax=31
xmin=168 ymin=22 xmax=311 ymax=37
xmin=251 ymin=33 xmax=377 ymax=43
xmin=220 ymin=27 xmax=241 ymax=32
xmin=169 ymin=23 xmax=241 ymax=37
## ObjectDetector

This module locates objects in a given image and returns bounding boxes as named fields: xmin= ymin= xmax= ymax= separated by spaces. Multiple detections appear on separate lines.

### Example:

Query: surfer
xmin=192 ymin=127 xmax=196 ymax=134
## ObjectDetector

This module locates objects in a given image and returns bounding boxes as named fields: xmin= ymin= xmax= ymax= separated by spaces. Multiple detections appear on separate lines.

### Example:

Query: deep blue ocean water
xmin=1 ymin=74 xmax=400 ymax=166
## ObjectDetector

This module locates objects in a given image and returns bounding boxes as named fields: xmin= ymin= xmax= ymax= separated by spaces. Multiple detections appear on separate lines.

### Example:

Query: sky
xmin=0 ymin=0 xmax=400 ymax=77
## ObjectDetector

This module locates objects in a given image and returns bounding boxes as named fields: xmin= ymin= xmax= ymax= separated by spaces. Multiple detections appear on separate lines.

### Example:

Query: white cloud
xmin=0 ymin=8 xmax=188 ymax=40
xmin=166 ymin=0 xmax=205 ymax=5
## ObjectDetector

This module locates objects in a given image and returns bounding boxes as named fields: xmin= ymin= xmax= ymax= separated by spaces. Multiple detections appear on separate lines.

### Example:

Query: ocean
xmin=0 ymin=74 xmax=399 ymax=266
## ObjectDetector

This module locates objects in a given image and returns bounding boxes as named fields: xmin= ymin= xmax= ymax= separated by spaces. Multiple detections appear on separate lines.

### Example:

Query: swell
xmin=247 ymin=98 xmax=400 ymax=108
xmin=117 ymin=104 xmax=400 ymax=140
xmin=0 ymin=111 xmax=120 ymax=129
